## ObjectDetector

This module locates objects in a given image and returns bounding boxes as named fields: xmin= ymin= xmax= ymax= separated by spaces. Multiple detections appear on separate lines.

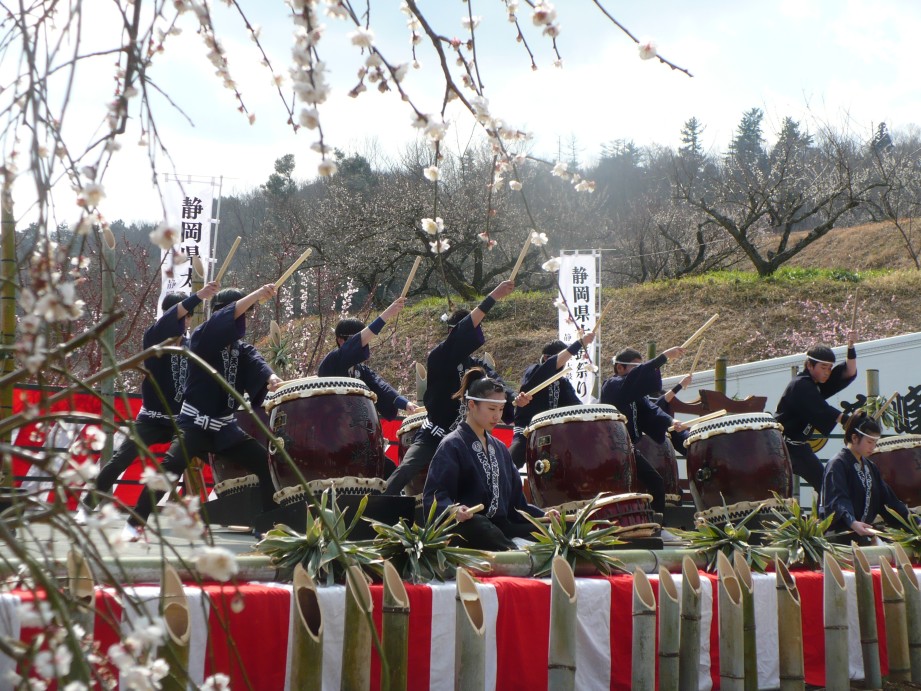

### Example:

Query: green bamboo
xmin=732 ymin=550 xmax=757 ymax=690
xmin=678 ymin=555 xmax=702 ymax=691
xmin=853 ymin=545 xmax=882 ymax=689
xmin=880 ymin=558 xmax=911 ymax=682
xmin=714 ymin=356 xmax=728 ymax=394
xmin=382 ymin=560 xmax=410 ymax=691
xmin=341 ymin=564 xmax=373 ymax=691
xmin=717 ymin=552 xmax=744 ymax=691
xmin=289 ymin=564 xmax=323 ymax=691
xmin=415 ymin=362 xmax=427 ymax=402
xmin=98 ymin=224 xmax=118 ymax=474
xmin=893 ymin=544 xmax=921 ymax=682
xmin=632 ymin=568 xmax=657 ymax=691
xmin=824 ymin=553 xmax=850 ymax=690
xmin=774 ymin=558 xmax=804 ymax=691
xmin=0 ymin=185 xmax=14 ymax=452
xmin=158 ymin=562 xmax=191 ymax=691
xmin=65 ymin=548 xmax=95 ymax=640
xmin=548 ymin=556 xmax=577 ymax=691
xmin=658 ymin=565 xmax=680 ymax=690
xmin=455 ymin=567 xmax=486 ymax=691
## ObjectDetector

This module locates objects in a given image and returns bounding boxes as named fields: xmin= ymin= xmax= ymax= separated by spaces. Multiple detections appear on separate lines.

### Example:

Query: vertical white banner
xmin=157 ymin=180 xmax=214 ymax=316
xmin=557 ymin=252 xmax=599 ymax=402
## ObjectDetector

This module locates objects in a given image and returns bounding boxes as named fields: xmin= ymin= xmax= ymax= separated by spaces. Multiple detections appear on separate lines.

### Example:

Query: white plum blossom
xmin=423 ymin=165 xmax=440 ymax=181
xmin=551 ymin=161 xmax=569 ymax=178
xmin=202 ymin=674 xmax=232 ymax=691
xmin=61 ymin=459 xmax=99 ymax=486
xmin=476 ymin=232 xmax=497 ymax=250
xmin=86 ymin=502 xmax=123 ymax=530
xmin=553 ymin=296 xmax=567 ymax=312
xmin=542 ymin=256 xmax=562 ymax=273
xmin=149 ymin=223 xmax=179 ymax=250
xmin=78 ymin=182 xmax=105 ymax=207
xmin=638 ymin=39 xmax=657 ymax=60
xmin=574 ymin=179 xmax=595 ymax=193
xmin=140 ymin=467 xmax=177 ymax=492
xmin=318 ymin=159 xmax=338 ymax=177
xmin=529 ymin=231 xmax=549 ymax=246
xmin=163 ymin=498 xmax=204 ymax=541
xmin=423 ymin=118 xmax=448 ymax=142
xmin=34 ymin=283 xmax=84 ymax=322
xmin=18 ymin=600 xmax=54 ymax=628
xmin=195 ymin=546 xmax=239 ymax=582
xmin=509 ymin=180 xmax=522 ymax=191
xmin=429 ymin=238 xmax=451 ymax=254
xmin=420 ymin=217 xmax=444 ymax=235
xmin=64 ymin=682 xmax=89 ymax=691
xmin=126 ymin=615 xmax=166 ymax=649
xmin=532 ymin=2 xmax=557 ymax=26
xmin=298 ymin=107 xmax=320 ymax=129
xmin=462 ymin=15 xmax=482 ymax=30
xmin=348 ymin=27 xmax=374 ymax=48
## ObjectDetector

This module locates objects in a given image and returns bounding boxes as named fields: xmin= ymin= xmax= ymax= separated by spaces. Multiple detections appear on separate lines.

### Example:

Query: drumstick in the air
xmin=275 ymin=248 xmax=313 ymax=289
xmin=872 ymin=391 xmax=899 ymax=421
xmin=669 ymin=408 xmax=728 ymax=432
xmin=688 ymin=340 xmax=705 ymax=377
xmin=523 ymin=367 xmax=572 ymax=398
xmin=851 ymin=287 xmax=860 ymax=332
xmin=508 ymin=234 xmax=531 ymax=282
xmin=681 ymin=314 xmax=719 ymax=349
xmin=215 ymin=236 xmax=242 ymax=283
xmin=591 ymin=299 xmax=618 ymax=334
xmin=401 ymin=256 xmax=423 ymax=298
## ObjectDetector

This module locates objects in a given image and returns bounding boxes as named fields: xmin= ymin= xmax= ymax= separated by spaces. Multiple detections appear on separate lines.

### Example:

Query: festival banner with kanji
xmin=157 ymin=180 xmax=214 ymax=316
xmin=557 ymin=252 xmax=599 ymax=402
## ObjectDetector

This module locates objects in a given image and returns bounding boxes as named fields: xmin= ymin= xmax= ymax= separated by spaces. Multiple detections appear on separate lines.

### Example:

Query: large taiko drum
xmin=685 ymin=412 xmax=792 ymax=511
xmin=524 ymin=404 xmax=636 ymax=508
xmin=210 ymin=406 xmax=269 ymax=497
xmin=395 ymin=410 xmax=429 ymax=496
xmin=635 ymin=435 xmax=682 ymax=506
xmin=265 ymin=377 xmax=385 ymax=492
xmin=872 ymin=435 xmax=921 ymax=508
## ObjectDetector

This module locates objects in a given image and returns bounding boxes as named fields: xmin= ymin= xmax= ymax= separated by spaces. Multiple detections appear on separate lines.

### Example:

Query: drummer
xmin=652 ymin=372 xmax=693 ymax=455
xmin=774 ymin=336 xmax=857 ymax=492
xmin=318 ymin=297 xmax=419 ymax=419
xmin=509 ymin=333 xmax=595 ymax=468
xmin=123 ymin=284 xmax=283 ymax=541
xmin=820 ymin=410 xmax=912 ymax=545
xmin=423 ymin=368 xmax=557 ymax=550
xmin=599 ymin=346 xmax=688 ymax=514
xmin=385 ymin=280 xmax=528 ymax=496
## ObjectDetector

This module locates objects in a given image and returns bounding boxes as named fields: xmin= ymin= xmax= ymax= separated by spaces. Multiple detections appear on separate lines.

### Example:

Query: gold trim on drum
xmin=213 ymin=474 xmax=259 ymax=496
xmin=264 ymin=376 xmax=378 ymax=411
xmin=694 ymin=497 xmax=796 ymax=526
xmin=685 ymin=412 xmax=783 ymax=446
xmin=524 ymin=403 xmax=626 ymax=436
xmin=872 ymin=434 xmax=921 ymax=454
xmin=396 ymin=411 xmax=429 ymax=439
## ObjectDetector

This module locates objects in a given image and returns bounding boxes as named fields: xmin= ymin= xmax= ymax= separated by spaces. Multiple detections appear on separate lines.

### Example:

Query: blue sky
xmin=26 ymin=1 xmax=921 ymax=225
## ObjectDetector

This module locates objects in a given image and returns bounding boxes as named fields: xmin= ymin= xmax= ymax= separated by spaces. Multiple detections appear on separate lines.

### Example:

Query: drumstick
xmin=851 ymin=287 xmax=860 ymax=332
xmin=215 ymin=236 xmax=241 ymax=283
xmin=670 ymin=408 xmax=727 ymax=432
xmin=591 ymin=298 xmax=618 ymax=334
xmin=688 ymin=340 xmax=705 ymax=377
xmin=681 ymin=313 xmax=719 ymax=349
xmin=508 ymin=234 xmax=531 ymax=282
xmin=452 ymin=503 xmax=484 ymax=517
xmin=400 ymin=256 xmax=423 ymax=298
xmin=274 ymin=248 xmax=313 ymax=290
xmin=872 ymin=391 xmax=899 ymax=421
xmin=524 ymin=367 xmax=572 ymax=398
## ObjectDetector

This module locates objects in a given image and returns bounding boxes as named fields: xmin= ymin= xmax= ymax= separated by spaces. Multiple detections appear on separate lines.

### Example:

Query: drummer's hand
xmin=267 ymin=374 xmax=283 ymax=392
xmin=256 ymin=283 xmax=277 ymax=302
xmin=381 ymin=297 xmax=406 ymax=322
xmin=580 ymin=331 xmax=596 ymax=347
xmin=514 ymin=391 xmax=532 ymax=407
xmin=404 ymin=401 xmax=419 ymax=414
xmin=680 ymin=373 xmax=693 ymax=389
xmin=847 ymin=330 xmax=857 ymax=349
xmin=662 ymin=346 xmax=685 ymax=360
xmin=850 ymin=520 xmax=877 ymax=537
xmin=545 ymin=508 xmax=561 ymax=520
xmin=490 ymin=280 xmax=515 ymax=301
xmin=672 ymin=420 xmax=688 ymax=433
xmin=198 ymin=281 xmax=220 ymax=301
xmin=454 ymin=505 xmax=474 ymax=522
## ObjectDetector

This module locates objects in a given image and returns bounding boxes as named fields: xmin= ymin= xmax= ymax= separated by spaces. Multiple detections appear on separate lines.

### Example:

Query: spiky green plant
xmin=365 ymin=501 xmax=492 ymax=583
xmin=861 ymin=394 xmax=903 ymax=430
xmin=255 ymin=487 xmax=380 ymax=585
xmin=880 ymin=507 xmax=921 ymax=559
xmin=519 ymin=495 xmax=627 ymax=577
xmin=670 ymin=503 xmax=769 ymax=573
xmin=760 ymin=493 xmax=848 ymax=569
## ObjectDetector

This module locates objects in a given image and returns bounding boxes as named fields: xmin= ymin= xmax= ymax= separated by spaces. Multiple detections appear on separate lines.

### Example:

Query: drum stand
xmin=199 ymin=486 xmax=264 ymax=530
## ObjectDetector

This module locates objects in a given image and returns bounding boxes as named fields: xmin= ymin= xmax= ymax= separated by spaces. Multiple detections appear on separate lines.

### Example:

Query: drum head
xmin=265 ymin=376 xmax=376 ymax=411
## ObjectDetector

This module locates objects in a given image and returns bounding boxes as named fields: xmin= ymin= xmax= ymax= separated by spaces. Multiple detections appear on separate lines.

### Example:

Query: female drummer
xmin=423 ymin=368 xmax=556 ymax=551
xmin=820 ymin=411 xmax=912 ymax=545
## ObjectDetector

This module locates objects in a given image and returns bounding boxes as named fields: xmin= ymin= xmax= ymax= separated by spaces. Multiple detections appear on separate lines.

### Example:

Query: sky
xmin=14 ymin=0 xmax=921 ymax=227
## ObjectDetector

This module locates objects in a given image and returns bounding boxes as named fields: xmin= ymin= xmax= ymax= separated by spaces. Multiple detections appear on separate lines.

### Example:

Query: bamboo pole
xmin=415 ymin=361 xmax=427 ymax=402
xmin=732 ymin=551 xmax=758 ymax=691
xmin=382 ymin=561 xmax=410 ymax=691
xmin=548 ymin=556 xmax=578 ymax=691
xmin=65 ymin=548 xmax=95 ymax=638
xmin=400 ymin=256 xmax=423 ymax=298
xmin=824 ymin=553 xmax=850 ymax=690
xmin=774 ymin=558 xmax=805 ymax=691
xmin=895 ymin=554 xmax=921 ymax=683
xmin=158 ymin=562 xmax=191 ymax=691
xmin=99 ymin=223 xmax=117 ymax=486
xmin=455 ymin=567 xmax=486 ymax=691
xmin=0 ymin=185 xmax=15 ymax=451
xmin=881 ymin=558 xmax=911 ymax=682
xmin=341 ymin=564 xmax=373 ymax=691
xmin=632 ymin=568 xmax=657 ymax=691
xmin=678 ymin=555 xmax=702 ymax=691
xmin=872 ymin=391 xmax=899 ymax=422
xmin=658 ymin=565 xmax=680 ymax=690
xmin=289 ymin=565 xmax=323 ymax=691
xmin=717 ymin=552 xmax=745 ymax=691
xmin=853 ymin=545 xmax=882 ymax=689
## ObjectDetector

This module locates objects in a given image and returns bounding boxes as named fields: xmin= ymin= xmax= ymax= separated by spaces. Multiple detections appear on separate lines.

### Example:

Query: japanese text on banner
xmin=157 ymin=182 xmax=214 ymax=316
xmin=557 ymin=253 xmax=598 ymax=402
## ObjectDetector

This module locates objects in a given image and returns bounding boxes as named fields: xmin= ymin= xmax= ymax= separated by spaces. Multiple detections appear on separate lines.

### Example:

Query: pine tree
xmin=679 ymin=116 xmax=705 ymax=159
xmin=728 ymin=108 xmax=767 ymax=171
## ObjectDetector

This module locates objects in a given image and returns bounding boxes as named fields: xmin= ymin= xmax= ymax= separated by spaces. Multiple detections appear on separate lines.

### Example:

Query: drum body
xmin=685 ymin=413 xmax=792 ymax=511
xmin=872 ymin=435 xmax=921 ymax=507
xmin=524 ymin=404 xmax=636 ymax=508
xmin=635 ymin=435 xmax=682 ymax=505
xmin=395 ymin=411 xmax=429 ymax=496
xmin=266 ymin=377 xmax=385 ymax=491
xmin=210 ymin=407 xmax=269 ymax=496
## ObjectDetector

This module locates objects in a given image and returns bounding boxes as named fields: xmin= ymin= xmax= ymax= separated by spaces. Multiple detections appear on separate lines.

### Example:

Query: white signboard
xmin=557 ymin=252 xmax=600 ymax=402
xmin=157 ymin=180 xmax=214 ymax=316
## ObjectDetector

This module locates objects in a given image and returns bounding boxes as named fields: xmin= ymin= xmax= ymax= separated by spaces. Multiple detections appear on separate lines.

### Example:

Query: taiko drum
xmin=209 ymin=406 xmax=270 ymax=492
xmin=394 ymin=410 xmax=430 ymax=496
xmin=872 ymin=435 xmax=921 ymax=508
xmin=635 ymin=434 xmax=683 ymax=505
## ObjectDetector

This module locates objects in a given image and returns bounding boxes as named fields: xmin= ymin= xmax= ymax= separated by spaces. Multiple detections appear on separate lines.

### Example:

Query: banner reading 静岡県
xmin=557 ymin=251 xmax=600 ymax=402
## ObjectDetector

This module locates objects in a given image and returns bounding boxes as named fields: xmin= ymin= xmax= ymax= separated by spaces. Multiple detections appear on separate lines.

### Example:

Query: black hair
xmin=335 ymin=318 xmax=365 ymax=340
xmin=446 ymin=309 xmax=470 ymax=328
xmin=614 ymin=347 xmax=643 ymax=365
xmin=844 ymin=410 xmax=881 ymax=444
xmin=805 ymin=345 xmax=835 ymax=366
xmin=161 ymin=292 xmax=188 ymax=313
xmin=541 ymin=340 xmax=566 ymax=357
xmin=212 ymin=287 xmax=245 ymax=313
xmin=452 ymin=367 xmax=506 ymax=402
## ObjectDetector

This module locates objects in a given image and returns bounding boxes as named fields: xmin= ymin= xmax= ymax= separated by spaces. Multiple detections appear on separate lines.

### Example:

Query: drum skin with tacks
xmin=394 ymin=410 xmax=429 ymax=496
xmin=872 ymin=434 xmax=921 ymax=508
xmin=684 ymin=412 xmax=793 ymax=512
xmin=635 ymin=434 xmax=683 ymax=506
xmin=265 ymin=377 xmax=386 ymax=494
xmin=524 ymin=404 xmax=636 ymax=509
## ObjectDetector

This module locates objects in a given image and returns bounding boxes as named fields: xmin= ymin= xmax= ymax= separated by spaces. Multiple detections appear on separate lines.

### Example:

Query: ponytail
xmin=452 ymin=367 xmax=506 ymax=402
xmin=844 ymin=410 xmax=881 ymax=444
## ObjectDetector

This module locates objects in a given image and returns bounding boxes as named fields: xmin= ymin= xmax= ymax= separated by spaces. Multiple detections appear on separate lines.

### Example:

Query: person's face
xmin=851 ymin=432 xmax=879 ymax=458
xmin=468 ymin=393 xmax=506 ymax=431
xmin=616 ymin=359 xmax=641 ymax=376
xmin=806 ymin=360 xmax=833 ymax=384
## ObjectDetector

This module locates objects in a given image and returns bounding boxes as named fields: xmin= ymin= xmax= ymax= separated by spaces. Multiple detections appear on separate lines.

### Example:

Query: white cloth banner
xmin=157 ymin=180 xmax=214 ymax=317
xmin=557 ymin=252 xmax=599 ymax=402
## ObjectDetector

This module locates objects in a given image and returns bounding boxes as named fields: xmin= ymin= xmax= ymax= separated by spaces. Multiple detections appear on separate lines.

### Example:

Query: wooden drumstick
xmin=681 ymin=313 xmax=719 ymax=349
xmin=524 ymin=367 xmax=572 ymax=398
xmin=670 ymin=408 xmax=727 ymax=432
xmin=871 ymin=391 xmax=899 ymax=421
xmin=401 ymin=256 xmax=423 ymax=298
xmin=275 ymin=248 xmax=313 ymax=290
xmin=591 ymin=298 xmax=618 ymax=334
xmin=851 ymin=287 xmax=860 ymax=332
xmin=688 ymin=340 xmax=705 ymax=377
xmin=508 ymin=234 xmax=532 ymax=282
xmin=452 ymin=503 xmax=484 ymax=517
xmin=215 ymin=236 xmax=242 ymax=283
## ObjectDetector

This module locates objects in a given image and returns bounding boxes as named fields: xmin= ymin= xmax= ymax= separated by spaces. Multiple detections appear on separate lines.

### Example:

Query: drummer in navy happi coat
xmin=318 ymin=297 xmax=418 ymax=420
xmin=820 ymin=410 xmax=911 ymax=545
xmin=651 ymin=372 xmax=693 ymax=456
xmin=599 ymin=345 xmax=688 ymax=513
xmin=423 ymin=368 xmax=556 ymax=551
xmin=509 ymin=333 xmax=594 ymax=468
xmin=775 ymin=335 xmax=857 ymax=492
xmin=385 ymin=280 xmax=527 ymax=495
xmin=123 ymin=284 xmax=283 ymax=541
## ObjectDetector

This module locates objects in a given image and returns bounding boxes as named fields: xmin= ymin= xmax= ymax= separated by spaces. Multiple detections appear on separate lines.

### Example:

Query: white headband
xmin=612 ymin=359 xmax=640 ymax=366
xmin=854 ymin=426 xmax=881 ymax=441
xmin=466 ymin=395 xmax=504 ymax=403
xmin=806 ymin=355 xmax=835 ymax=365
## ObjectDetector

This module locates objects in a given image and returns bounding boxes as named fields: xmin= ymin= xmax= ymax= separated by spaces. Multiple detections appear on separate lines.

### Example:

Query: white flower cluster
xmin=550 ymin=161 xmax=595 ymax=192
xmin=140 ymin=466 xmax=178 ymax=493
xmin=106 ymin=615 xmax=170 ymax=690
xmin=162 ymin=496 xmax=205 ymax=541
xmin=195 ymin=546 xmax=240 ymax=582
xmin=638 ymin=39 xmax=658 ymax=60
xmin=532 ymin=1 xmax=560 ymax=38
xmin=420 ymin=216 xmax=450 ymax=254
xmin=477 ymin=232 xmax=497 ymax=250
